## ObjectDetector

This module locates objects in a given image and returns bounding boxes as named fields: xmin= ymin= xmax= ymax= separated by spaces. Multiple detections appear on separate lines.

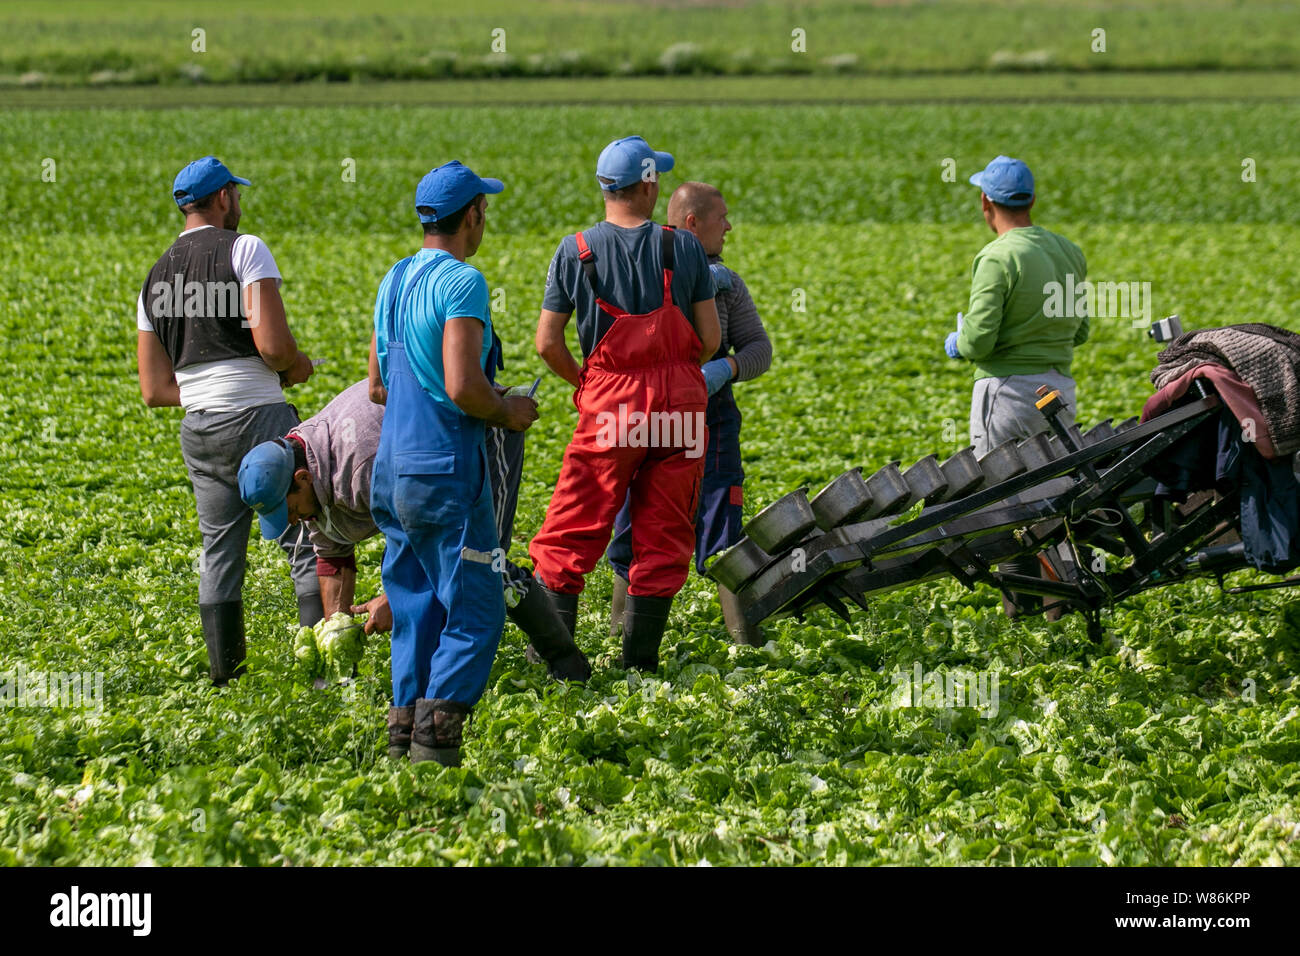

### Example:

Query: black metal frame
xmin=714 ymin=392 xmax=1289 ymax=632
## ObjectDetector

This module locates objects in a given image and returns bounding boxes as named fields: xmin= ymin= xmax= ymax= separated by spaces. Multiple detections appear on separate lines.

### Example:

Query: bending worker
xmin=530 ymin=136 xmax=721 ymax=671
xmin=945 ymin=155 xmax=1088 ymax=616
xmin=368 ymin=161 xmax=538 ymax=767
xmin=135 ymin=155 xmax=319 ymax=686
xmin=237 ymin=379 xmax=590 ymax=696
xmin=238 ymin=381 xmax=393 ymax=631
xmin=605 ymin=182 xmax=771 ymax=645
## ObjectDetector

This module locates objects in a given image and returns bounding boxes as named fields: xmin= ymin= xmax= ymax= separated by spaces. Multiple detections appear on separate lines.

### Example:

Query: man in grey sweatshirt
xmin=264 ymin=379 xmax=387 ymax=625
xmin=239 ymin=380 xmax=590 ymax=695
xmin=604 ymin=181 xmax=773 ymax=644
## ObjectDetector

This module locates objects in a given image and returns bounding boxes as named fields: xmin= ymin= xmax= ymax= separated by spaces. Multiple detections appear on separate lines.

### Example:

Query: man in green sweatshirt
xmin=945 ymin=155 xmax=1088 ymax=458
xmin=946 ymin=155 xmax=1088 ymax=619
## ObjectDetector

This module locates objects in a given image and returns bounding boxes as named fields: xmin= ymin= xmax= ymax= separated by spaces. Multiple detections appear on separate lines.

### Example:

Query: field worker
xmin=946 ymin=155 xmax=1088 ymax=617
xmin=136 ymin=155 xmax=318 ymax=687
xmin=530 ymin=136 xmax=721 ymax=672
xmin=237 ymin=380 xmax=590 ymax=696
xmin=947 ymin=155 xmax=1088 ymax=456
xmin=604 ymin=182 xmax=771 ymax=646
xmin=368 ymin=161 xmax=540 ymax=766
xmin=238 ymin=381 xmax=389 ymax=632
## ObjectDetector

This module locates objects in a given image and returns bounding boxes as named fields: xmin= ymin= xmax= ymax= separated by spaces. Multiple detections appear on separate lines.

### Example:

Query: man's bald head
xmin=667 ymin=182 xmax=723 ymax=227
xmin=667 ymin=182 xmax=730 ymax=257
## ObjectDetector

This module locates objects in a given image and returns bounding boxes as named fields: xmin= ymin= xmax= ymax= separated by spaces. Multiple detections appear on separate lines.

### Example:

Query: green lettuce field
xmin=2 ymin=92 xmax=1299 ymax=864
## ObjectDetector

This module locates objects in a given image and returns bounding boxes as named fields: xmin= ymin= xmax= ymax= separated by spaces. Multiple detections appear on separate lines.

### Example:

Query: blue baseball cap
xmin=173 ymin=156 xmax=251 ymax=208
xmin=969 ymin=155 xmax=1035 ymax=207
xmin=238 ymin=440 xmax=296 ymax=540
xmin=596 ymin=136 xmax=674 ymax=191
xmin=415 ymin=161 xmax=504 ymax=224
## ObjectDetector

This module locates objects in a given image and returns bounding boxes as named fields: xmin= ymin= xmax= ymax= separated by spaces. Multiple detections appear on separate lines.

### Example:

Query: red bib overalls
xmin=530 ymin=227 xmax=708 ymax=598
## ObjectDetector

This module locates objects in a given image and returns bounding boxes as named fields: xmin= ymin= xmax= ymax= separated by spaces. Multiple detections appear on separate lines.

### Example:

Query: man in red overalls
xmin=531 ymin=136 xmax=721 ymax=670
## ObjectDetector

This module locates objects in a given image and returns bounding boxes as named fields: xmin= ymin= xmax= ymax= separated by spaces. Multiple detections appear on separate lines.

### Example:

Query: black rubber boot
xmin=540 ymin=585 xmax=578 ymax=637
xmin=508 ymin=584 xmax=591 ymax=682
xmin=410 ymin=698 xmax=470 ymax=767
xmin=717 ymin=583 xmax=763 ymax=646
xmin=387 ymin=705 xmax=414 ymax=759
xmin=527 ymin=584 xmax=578 ymax=664
xmin=199 ymin=601 xmax=246 ymax=686
xmin=621 ymin=594 xmax=673 ymax=671
xmin=297 ymin=591 xmax=324 ymax=627
xmin=609 ymin=574 xmax=629 ymax=638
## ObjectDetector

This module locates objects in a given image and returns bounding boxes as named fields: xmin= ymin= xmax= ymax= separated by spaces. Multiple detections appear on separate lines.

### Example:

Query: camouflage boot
xmin=410 ymin=698 xmax=470 ymax=767
xmin=387 ymin=705 xmax=414 ymax=759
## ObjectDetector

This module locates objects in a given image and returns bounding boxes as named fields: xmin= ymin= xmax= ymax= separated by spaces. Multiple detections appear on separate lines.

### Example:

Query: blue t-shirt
xmin=541 ymin=221 xmax=715 ymax=358
xmin=373 ymin=249 xmax=493 ymax=410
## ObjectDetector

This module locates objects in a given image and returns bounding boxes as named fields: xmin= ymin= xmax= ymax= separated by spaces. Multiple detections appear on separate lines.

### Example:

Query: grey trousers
xmin=969 ymin=369 xmax=1078 ymax=603
xmin=969 ymin=369 xmax=1077 ymax=459
xmin=179 ymin=402 xmax=318 ymax=606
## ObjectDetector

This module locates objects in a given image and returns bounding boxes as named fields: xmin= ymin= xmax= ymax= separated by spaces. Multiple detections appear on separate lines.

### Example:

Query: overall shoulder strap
xmin=383 ymin=256 xmax=415 ymax=342
xmin=574 ymin=231 xmax=599 ymax=293
xmin=658 ymin=225 xmax=678 ymax=310
xmin=391 ymin=256 xmax=447 ymax=341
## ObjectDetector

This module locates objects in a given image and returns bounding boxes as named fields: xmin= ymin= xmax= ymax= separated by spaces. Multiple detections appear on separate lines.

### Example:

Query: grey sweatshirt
xmin=710 ymin=255 xmax=772 ymax=382
xmin=289 ymin=379 xmax=383 ymax=562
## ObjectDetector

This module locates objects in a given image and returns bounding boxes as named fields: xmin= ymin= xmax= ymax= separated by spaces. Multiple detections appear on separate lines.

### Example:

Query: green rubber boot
xmin=609 ymin=574 xmax=629 ymax=638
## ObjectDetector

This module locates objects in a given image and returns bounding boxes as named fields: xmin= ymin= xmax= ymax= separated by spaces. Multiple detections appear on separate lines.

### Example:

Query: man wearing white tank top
xmin=136 ymin=156 xmax=319 ymax=685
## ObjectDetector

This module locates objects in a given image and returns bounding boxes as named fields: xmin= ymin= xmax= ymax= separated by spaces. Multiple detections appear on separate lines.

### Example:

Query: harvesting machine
xmin=708 ymin=378 xmax=1296 ymax=642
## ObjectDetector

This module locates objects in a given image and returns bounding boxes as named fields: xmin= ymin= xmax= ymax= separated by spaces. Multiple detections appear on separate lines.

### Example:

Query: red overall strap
xmin=573 ymin=229 xmax=633 ymax=321
xmin=574 ymin=230 xmax=600 ymax=293
xmin=573 ymin=226 xmax=678 ymax=321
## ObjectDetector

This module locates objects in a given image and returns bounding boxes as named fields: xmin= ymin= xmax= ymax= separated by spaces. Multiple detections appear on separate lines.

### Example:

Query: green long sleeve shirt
xmin=956 ymin=225 xmax=1089 ymax=379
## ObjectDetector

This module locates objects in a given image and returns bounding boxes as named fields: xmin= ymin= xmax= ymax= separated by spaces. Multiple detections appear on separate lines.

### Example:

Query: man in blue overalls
xmin=369 ymin=161 xmax=539 ymax=766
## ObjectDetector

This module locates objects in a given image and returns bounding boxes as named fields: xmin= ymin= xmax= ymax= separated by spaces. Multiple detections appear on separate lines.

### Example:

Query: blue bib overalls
xmin=370 ymin=256 xmax=505 ymax=708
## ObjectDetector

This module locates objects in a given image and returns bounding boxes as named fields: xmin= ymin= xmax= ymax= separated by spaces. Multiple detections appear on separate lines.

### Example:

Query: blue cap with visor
xmin=173 ymin=156 xmax=251 ymax=207
xmin=415 ymin=161 xmax=504 ymax=224
xmin=968 ymin=155 xmax=1035 ymax=207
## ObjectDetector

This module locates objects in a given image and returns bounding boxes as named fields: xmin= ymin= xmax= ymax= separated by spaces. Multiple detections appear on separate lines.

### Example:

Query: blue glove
xmin=944 ymin=331 xmax=962 ymax=359
xmin=708 ymin=263 xmax=734 ymax=293
xmin=702 ymin=358 xmax=734 ymax=396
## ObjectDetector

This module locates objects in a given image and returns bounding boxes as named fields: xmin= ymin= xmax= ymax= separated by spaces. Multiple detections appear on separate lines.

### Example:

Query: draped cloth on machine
xmin=1141 ymin=325 xmax=1300 ymax=574
xmin=1149 ymin=323 xmax=1300 ymax=458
